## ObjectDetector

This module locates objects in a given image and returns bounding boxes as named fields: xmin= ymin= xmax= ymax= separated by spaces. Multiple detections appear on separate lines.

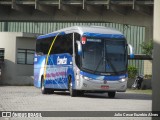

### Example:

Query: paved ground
xmin=0 ymin=86 xmax=152 ymax=120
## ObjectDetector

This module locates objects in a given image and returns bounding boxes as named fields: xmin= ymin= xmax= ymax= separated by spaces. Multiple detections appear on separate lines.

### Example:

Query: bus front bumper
xmin=75 ymin=77 xmax=128 ymax=92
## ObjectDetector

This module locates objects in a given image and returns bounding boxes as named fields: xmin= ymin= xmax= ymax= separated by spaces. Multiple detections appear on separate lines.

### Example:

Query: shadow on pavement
xmin=52 ymin=91 xmax=152 ymax=100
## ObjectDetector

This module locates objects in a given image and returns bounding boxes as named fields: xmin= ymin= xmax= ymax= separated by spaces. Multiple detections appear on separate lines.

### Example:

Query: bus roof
xmin=37 ymin=26 xmax=125 ymax=40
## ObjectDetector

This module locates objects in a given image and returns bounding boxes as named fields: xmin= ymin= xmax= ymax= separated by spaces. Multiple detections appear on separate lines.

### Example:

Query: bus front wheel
xmin=69 ymin=80 xmax=77 ymax=97
xmin=108 ymin=92 xmax=116 ymax=98
xmin=77 ymin=91 xmax=84 ymax=96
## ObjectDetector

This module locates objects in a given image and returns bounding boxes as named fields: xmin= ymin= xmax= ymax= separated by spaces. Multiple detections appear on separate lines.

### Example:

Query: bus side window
xmin=36 ymin=40 xmax=44 ymax=55
xmin=36 ymin=37 xmax=53 ymax=55
xmin=64 ymin=34 xmax=73 ymax=55
xmin=51 ymin=34 xmax=73 ymax=55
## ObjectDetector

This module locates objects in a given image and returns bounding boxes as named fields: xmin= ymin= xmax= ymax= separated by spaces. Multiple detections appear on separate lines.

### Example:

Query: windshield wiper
xmin=105 ymin=55 xmax=118 ymax=75
xmin=93 ymin=56 xmax=104 ymax=74
xmin=93 ymin=55 xmax=118 ymax=75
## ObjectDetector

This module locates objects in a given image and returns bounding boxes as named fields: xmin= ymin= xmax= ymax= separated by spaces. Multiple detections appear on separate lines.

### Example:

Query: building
xmin=0 ymin=32 xmax=37 ymax=85
xmin=0 ymin=0 xmax=154 ymax=85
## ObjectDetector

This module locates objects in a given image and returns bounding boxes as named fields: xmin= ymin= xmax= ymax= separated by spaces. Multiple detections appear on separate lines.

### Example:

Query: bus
xmin=34 ymin=26 xmax=134 ymax=98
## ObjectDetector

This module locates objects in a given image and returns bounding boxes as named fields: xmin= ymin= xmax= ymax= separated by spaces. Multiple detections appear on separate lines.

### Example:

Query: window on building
xmin=17 ymin=49 xmax=35 ymax=65
xmin=0 ymin=48 xmax=4 ymax=63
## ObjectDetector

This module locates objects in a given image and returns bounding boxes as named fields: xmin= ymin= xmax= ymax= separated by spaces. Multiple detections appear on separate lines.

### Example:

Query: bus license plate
xmin=101 ymin=85 xmax=109 ymax=89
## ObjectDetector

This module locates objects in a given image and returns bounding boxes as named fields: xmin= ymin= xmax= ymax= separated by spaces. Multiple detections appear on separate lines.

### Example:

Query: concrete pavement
xmin=0 ymin=86 xmax=152 ymax=120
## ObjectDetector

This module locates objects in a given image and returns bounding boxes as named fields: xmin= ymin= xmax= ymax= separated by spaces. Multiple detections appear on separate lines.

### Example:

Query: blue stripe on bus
xmin=83 ymin=32 xmax=125 ymax=39
xmin=80 ymin=71 xmax=127 ymax=81
xmin=37 ymin=32 xmax=65 ymax=40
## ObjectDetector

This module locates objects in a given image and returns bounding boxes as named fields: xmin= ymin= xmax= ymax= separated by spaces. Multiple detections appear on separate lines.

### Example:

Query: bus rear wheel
xmin=41 ymin=77 xmax=54 ymax=94
xmin=108 ymin=92 xmax=116 ymax=98
xmin=69 ymin=79 xmax=77 ymax=97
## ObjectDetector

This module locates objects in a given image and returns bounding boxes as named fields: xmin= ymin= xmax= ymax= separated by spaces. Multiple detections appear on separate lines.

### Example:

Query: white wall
xmin=0 ymin=32 xmax=36 ymax=85
xmin=0 ymin=32 xmax=22 ymax=62
xmin=0 ymin=32 xmax=22 ymax=85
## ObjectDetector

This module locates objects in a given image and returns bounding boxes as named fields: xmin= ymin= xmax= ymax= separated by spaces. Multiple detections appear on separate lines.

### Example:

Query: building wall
xmin=0 ymin=32 xmax=22 ymax=85
xmin=0 ymin=32 xmax=36 ymax=85
xmin=144 ymin=60 xmax=152 ymax=75
xmin=15 ymin=37 xmax=36 ymax=85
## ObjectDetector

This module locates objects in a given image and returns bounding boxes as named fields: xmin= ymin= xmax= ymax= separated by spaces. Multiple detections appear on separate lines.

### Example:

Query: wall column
xmin=152 ymin=0 xmax=160 ymax=118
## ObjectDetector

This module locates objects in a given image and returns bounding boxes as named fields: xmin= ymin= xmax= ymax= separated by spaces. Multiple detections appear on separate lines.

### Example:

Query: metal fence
xmin=0 ymin=21 xmax=145 ymax=74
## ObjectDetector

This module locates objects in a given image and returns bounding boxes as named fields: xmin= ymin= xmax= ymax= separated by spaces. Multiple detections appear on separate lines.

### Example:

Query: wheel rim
xmin=41 ymin=84 xmax=44 ymax=91
xmin=41 ymin=79 xmax=44 ymax=91
xmin=69 ymin=82 xmax=72 ymax=94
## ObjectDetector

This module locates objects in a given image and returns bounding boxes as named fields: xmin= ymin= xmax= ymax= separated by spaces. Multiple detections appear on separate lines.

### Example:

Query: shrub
xmin=144 ymin=74 xmax=152 ymax=79
xmin=141 ymin=40 xmax=153 ymax=56
xmin=128 ymin=66 xmax=138 ymax=78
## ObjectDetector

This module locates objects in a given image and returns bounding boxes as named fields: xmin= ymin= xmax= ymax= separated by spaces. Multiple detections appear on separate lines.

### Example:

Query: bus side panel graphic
xmin=34 ymin=55 xmax=46 ymax=88
xmin=40 ymin=53 xmax=73 ymax=89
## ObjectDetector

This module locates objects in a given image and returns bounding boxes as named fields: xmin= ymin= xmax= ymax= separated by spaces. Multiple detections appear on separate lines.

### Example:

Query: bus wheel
xmin=41 ymin=77 xmax=49 ymax=94
xmin=77 ymin=91 xmax=84 ymax=96
xmin=108 ymin=92 xmax=116 ymax=98
xmin=46 ymin=89 xmax=54 ymax=94
xmin=69 ymin=80 xmax=77 ymax=97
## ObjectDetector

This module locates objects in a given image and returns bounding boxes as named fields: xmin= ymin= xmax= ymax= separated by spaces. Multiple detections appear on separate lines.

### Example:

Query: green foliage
xmin=128 ymin=66 xmax=138 ymax=78
xmin=144 ymin=74 xmax=152 ymax=79
xmin=141 ymin=40 xmax=153 ymax=56
xmin=127 ymin=89 xmax=152 ymax=94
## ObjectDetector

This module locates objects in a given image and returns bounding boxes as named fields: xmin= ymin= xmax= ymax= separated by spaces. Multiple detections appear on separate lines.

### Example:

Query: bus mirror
xmin=76 ymin=41 xmax=82 ymax=55
xmin=128 ymin=44 xmax=134 ymax=58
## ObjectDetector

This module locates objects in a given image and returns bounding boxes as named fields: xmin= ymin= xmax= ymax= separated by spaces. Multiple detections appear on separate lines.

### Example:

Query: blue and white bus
xmin=34 ymin=26 xmax=134 ymax=98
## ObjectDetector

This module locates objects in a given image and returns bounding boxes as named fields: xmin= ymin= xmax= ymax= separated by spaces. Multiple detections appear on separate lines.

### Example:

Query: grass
xmin=127 ymin=89 xmax=152 ymax=95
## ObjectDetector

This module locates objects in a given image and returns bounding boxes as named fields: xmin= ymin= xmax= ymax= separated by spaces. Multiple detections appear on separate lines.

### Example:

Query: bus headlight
xmin=76 ymin=74 xmax=80 ymax=80
xmin=83 ymin=76 xmax=92 ymax=80
xmin=119 ymin=78 xmax=127 ymax=82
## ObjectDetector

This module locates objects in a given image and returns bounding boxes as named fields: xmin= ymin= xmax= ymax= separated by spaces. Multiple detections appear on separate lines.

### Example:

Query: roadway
xmin=0 ymin=86 xmax=152 ymax=120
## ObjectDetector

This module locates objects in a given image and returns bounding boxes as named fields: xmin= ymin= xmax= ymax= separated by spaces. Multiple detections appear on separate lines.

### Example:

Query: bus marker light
xmin=82 ymin=37 xmax=86 ymax=44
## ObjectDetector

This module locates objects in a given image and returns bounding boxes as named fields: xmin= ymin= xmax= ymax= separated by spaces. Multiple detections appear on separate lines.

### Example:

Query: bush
xmin=141 ymin=40 xmax=153 ymax=56
xmin=144 ymin=74 xmax=152 ymax=79
xmin=128 ymin=66 xmax=138 ymax=78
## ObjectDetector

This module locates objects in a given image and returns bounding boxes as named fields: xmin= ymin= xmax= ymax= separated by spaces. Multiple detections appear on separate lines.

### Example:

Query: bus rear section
xmin=34 ymin=33 xmax=74 ymax=93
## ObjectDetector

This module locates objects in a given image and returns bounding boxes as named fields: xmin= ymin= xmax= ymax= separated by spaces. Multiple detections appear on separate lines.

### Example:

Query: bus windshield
xmin=81 ymin=38 xmax=127 ymax=74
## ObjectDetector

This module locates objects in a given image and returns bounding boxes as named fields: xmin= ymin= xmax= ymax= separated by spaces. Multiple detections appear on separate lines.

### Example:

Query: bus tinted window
xmin=53 ymin=34 xmax=73 ymax=55
xmin=36 ymin=37 xmax=52 ymax=55
xmin=36 ymin=34 xmax=73 ymax=55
